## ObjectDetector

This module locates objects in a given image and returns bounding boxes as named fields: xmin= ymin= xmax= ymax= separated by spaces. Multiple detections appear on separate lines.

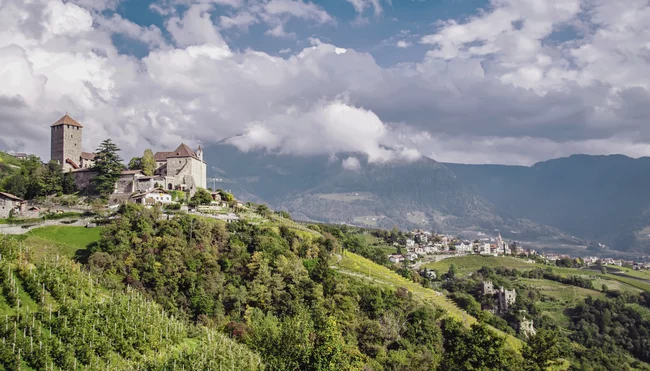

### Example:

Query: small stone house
xmin=0 ymin=192 xmax=25 ymax=218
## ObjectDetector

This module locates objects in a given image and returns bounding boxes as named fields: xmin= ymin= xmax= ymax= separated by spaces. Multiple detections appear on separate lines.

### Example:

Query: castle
xmin=50 ymin=114 xmax=207 ymax=195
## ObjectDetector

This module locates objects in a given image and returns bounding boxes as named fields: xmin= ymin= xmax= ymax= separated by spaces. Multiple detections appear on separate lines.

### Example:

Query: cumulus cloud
xmin=1 ymin=0 xmax=650 ymax=167
xmin=342 ymin=157 xmax=361 ymax=170
xmin=228 ymin=100 xmax=415 ymax=163
xmin=396 ymin=40 xmax=411 ymax=48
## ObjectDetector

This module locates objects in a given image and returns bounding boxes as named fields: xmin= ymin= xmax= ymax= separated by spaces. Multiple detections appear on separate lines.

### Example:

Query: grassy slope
xmin=425 ymin=255 xmax=650 ymax=292
xmin=22 ymin=226 xmax=103 ymax=260
xmin=0 ymin=151 xmax=21 ymax=179
xmin=336 ymin=251 xmax=524 ymax=351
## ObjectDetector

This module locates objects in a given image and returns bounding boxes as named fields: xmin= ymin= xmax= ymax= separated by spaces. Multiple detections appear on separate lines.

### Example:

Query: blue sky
xmin=1 ymin=0 xmax=649 ymax=165
xmin=113 ymin=0 xmax=489 ymax=64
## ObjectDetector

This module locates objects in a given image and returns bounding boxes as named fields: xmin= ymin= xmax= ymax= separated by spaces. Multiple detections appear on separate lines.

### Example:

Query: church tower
xmin=50 ymin=114 xmax=83 ymax=171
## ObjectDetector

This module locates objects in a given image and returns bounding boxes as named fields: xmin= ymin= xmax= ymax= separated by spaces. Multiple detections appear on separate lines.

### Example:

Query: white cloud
xmin=342 ymin=156 xmax=361 ymax=170
xmin=166 ymin=5 xmax=231 ymax=48
xmin=228 ymin=100 xmax=412 ymax=163
xmin=220 ymin=12 xmax=259 ymax=30
xmin=263 ymin=0 xmax=333 ymax=24
xmin=1 ymin=0 xmax=650 ymax=167
xmin=346 ymin=0 xmax=383 ymax=16
xmin=97 ymin=14 xmax=168 ymax=49
xmin=396 ymin=40 xmax=411 ymax=48
xmin=265 ymin=24 xmax=296 ymax=38
xmin=44 ymin=1 xmax=94 ymax=36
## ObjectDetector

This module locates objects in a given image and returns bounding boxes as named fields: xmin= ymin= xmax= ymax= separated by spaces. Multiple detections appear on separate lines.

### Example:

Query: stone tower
xmin=50 ymin=114 xmax=83 ymax=171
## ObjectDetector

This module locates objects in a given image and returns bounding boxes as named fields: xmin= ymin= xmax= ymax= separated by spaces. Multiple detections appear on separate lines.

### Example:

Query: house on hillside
xmin=0 ymin=192 xmax=25 ymax=218
xmin=131 ymin=189 xmax=173 ymax=205
xmin=12 ymin=153 xmax=28 ymax=160
xmin=389 ymin=254 xmax=405 ymax=263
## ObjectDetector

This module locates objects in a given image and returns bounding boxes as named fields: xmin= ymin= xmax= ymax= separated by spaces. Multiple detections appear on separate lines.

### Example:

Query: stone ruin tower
xmin=50 ymin=114 xmax=82 ymax=171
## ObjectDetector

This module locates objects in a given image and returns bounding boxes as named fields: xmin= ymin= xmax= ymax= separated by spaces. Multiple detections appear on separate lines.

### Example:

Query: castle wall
xmin=72 ymin=170 xmax=97 ymax=191
xmin=190 ymin=158 xmax=207 ymax=189
xmin=51 ymin=125 xmax=82 ymax=170
xmin=115 ymin=175 xmax=135 ymax=194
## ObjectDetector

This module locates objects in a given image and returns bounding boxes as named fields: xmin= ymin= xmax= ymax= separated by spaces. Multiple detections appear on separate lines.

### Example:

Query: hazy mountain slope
xmin=204 ymin=143 xmax=571 ymax=241
xmin=446 ymin=155 xmax=650 ymax=252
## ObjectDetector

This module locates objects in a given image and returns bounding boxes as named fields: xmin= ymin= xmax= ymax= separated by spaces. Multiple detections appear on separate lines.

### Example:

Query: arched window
xmin=168 ymin=183 xmax=173 ymax=190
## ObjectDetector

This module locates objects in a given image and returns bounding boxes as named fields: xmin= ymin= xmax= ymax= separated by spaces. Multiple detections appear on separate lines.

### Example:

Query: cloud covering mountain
xmin=1 ymin=0 xmax=650 ymax=166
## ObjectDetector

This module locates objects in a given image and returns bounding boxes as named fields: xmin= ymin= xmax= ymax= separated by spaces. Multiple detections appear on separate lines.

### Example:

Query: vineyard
xmin=0 ymin=236 xmax=262 ymax=371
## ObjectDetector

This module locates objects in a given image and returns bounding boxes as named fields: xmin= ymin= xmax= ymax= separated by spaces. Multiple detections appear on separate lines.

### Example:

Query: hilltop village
xmin=0 ymin=114 xmax=243 ymax=222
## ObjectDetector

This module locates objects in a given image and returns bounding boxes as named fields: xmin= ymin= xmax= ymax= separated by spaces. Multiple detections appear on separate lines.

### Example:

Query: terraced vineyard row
xmin=0 ymin=238 xmax=262 ymax=371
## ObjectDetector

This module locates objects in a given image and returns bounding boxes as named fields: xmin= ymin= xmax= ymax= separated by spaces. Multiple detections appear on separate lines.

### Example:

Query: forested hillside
xmin=0 ymin=235 xmax=261 ymax=370
xmin=1 ymin=205 xmax=649 ymax=369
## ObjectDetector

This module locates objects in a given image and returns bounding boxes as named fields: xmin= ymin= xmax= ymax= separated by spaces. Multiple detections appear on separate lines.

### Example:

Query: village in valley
xmin=386 ymin=228 xmax=650 ymax=272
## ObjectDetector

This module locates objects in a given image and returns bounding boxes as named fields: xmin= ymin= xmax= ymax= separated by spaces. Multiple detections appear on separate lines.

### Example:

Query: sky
xmin=0 ymin=0 xmax=649 ymax=166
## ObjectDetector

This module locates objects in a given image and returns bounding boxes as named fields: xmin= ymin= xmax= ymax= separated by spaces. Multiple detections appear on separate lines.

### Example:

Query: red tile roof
xmin=0 ymin=192 xmax=23 ymax=202
xmin=168 ymin=143 xmax=198 ymax=159
xmin=121 ymin=170 xmax=143 ymax=175
xmin=80 ymin=152 xmax=95 ymax=160
xmin=154 ymin=144 xmax=200 ymax=161
xmin=66 ymin=158 xmax=80 ymax=169
xmin=154 ymin=151 xmax=173 ymax=161
xmin=51 ymin=114 xmax=83 ymax=128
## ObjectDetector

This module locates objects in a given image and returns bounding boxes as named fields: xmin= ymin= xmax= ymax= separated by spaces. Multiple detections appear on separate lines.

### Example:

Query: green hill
xmin=0 ymin=236 xmax=262 ymax=371
xmin=0 ymin=152 xmax=21 ymax=181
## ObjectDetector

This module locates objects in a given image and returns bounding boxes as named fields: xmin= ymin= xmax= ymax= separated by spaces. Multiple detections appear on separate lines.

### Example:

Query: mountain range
xmin=205 ymin=142 xmax=650 ymax=254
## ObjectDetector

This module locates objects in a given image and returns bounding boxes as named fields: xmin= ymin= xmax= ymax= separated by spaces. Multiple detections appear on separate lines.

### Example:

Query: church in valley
xmin=50 ymin=114 xmax=207 ymax=196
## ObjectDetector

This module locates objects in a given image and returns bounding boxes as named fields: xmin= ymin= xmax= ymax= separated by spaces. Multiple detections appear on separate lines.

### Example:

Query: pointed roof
xmin=168 ymin=143 xmax=198 ymax=159
xmin=51 ymin=114 xmax=83 ymax=128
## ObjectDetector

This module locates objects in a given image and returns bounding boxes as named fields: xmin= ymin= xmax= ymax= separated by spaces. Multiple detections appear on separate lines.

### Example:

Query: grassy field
xmin=518 ymin=278 xmax=606 ymax=326
xmin=336 ymin=251 xmax=523 ymax=351
xmin=424 ymin=255 xmax=537 ymax=275
xmin=21 ymin=226 xmax=103 ymax=259
xmin=425 ymin=255 xmax=650 ymax=293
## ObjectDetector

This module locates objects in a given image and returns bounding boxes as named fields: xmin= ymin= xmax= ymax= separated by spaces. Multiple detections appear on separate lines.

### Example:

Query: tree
xmin=522 ymin=330 xmax=564 ymax=371
xmin=217 ymin=189 xmax=234 ymax=202
xmin=92 ymin=139 xmax=123 ymax=197
xmin=1 ymin=174 xmax=27 ymax=198
xmin=62 ymin=172 xmax=77 ymax=194
xmin=189 ymin=188 xmax=212 ymax=207
xmin=40 ymin=160 xmax=63 ymax=196
xmin=128 ymin=157 xmax=142 ymax=170
xmin=447 ymin=264 xmax=457 ymax=279
xmin=600 ymin=266 xmax=608 ymax=274
xmin=142 ymin=149 xmax=156 ymax=176
xmin=256 ymin=204 xmax=271 ymax=217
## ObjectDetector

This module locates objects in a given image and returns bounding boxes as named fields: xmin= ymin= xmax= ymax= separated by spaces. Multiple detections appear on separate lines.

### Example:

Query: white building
xmin=389 ymin=254 xmax=405 ymax=263
xmin=479 ymin=243 xmax=492 ymax=255
xmin=457 ymin=242 xmax=473 ymax=253
xmin=406 ymin=239 xmax=415 ymax=248
xmin=131 ymin=189 xmax=173 ymax=205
